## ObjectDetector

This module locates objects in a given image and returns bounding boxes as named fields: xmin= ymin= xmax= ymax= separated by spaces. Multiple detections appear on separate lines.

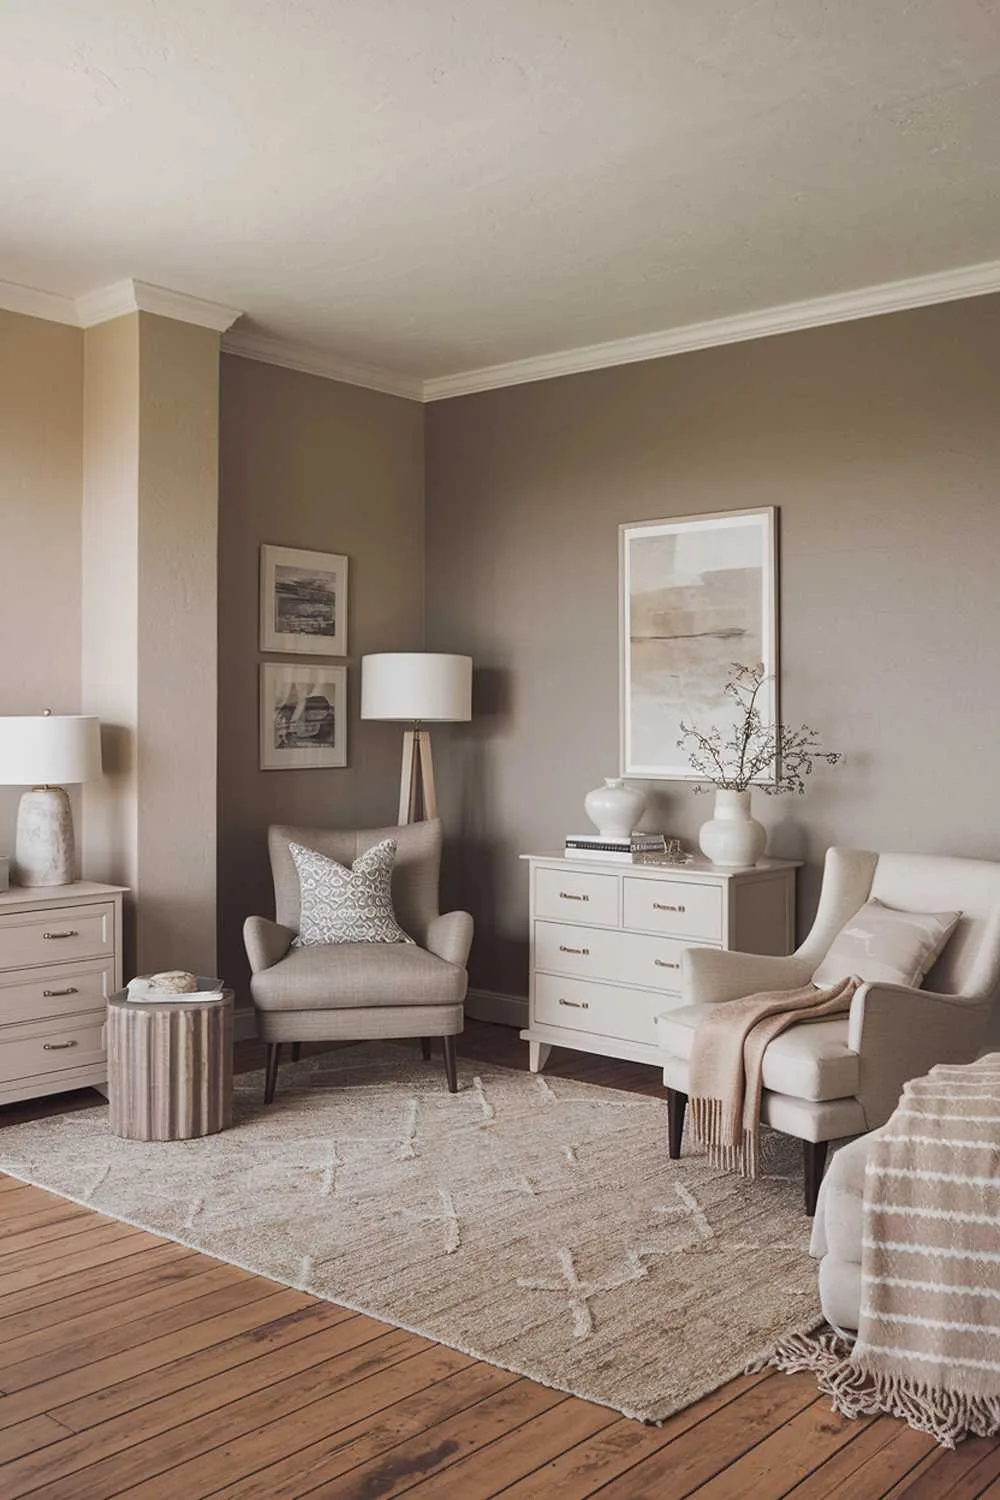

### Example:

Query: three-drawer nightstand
xmin=0 ymin=881 xmax=126 ymax=1106
xmin=520 ymin=853 xmax=799 ymax=1072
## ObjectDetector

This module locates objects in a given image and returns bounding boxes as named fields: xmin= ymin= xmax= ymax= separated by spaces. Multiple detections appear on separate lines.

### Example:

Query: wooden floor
xmin=0 ymin=1022 xmax=997 ymax=1498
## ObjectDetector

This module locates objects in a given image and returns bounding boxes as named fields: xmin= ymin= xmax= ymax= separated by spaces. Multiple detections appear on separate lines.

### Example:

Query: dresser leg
xmin=667 ymin=1088 xmax=687 ymax=1158
xmin=528 ymin=1042 xmax=551 ymax=1073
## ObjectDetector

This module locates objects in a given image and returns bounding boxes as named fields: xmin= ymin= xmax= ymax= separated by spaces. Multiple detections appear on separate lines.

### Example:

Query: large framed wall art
xmin=619 ymin=507 xmax=778 ymax=779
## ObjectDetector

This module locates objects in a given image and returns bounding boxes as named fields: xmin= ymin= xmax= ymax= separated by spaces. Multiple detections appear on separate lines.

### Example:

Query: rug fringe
xmin=766 ymin=1331 xmax=1000 ymax=1449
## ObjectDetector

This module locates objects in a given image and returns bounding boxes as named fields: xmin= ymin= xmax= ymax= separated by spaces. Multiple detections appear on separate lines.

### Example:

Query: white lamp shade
xmin=0 ymin=715 xmax=102 ymax=786
xmin=361 ymin=654 xmax=472 ymax=723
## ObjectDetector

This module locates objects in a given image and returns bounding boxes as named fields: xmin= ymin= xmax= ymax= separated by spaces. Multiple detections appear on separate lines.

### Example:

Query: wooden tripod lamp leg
xmin=398 ymin=728 xmax=437 ymax=824
xmin=398 ymin=729 xmax=418 ymax=824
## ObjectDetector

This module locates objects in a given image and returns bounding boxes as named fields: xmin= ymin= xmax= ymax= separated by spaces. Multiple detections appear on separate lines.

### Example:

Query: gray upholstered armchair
xmin=658 ymin=848 xmax=1000 ymax=1212
xmin=244 ymin=818 xmax=473 ymax=1102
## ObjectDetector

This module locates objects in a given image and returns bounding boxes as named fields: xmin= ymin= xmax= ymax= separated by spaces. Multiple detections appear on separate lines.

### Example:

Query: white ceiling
xmin=2 ymin=0 xmax=999 ymax=392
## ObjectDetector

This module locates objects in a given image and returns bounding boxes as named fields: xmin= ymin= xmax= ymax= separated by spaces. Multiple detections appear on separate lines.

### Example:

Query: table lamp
xmin=361 ymin=654 xmax=472 ymax=823
xmin=0 ymin=712 xmax=102 ymax=886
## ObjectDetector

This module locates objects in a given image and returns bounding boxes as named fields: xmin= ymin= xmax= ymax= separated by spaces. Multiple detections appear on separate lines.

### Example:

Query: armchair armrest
xmin=682 ymin=947 xmax=816 ymax=1005
xmin=243 ymin=916 xmax=295 ymax=975
xmin=425 ymin=910 xmax=473 ymax=969
xmin=848 ymin=982 xmax=992 ymax=1128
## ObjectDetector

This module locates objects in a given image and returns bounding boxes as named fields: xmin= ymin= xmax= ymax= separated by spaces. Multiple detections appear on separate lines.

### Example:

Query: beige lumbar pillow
xmin=813 ymin=898 xmax=960 ymax=990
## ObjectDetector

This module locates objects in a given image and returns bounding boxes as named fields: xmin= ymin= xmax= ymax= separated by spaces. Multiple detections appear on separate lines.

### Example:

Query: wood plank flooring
xmin=0 ymin=1020 xmax=994 ymax=1497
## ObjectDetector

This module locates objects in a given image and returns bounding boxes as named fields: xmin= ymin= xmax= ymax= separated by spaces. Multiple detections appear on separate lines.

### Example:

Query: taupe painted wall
xmin=218 ymin=355 xmax=425 ymax=1003
xmin=0 ymin=310 xmax=83 ymax=855
xmin=425 ymin=297 xmax=1000 ymax=997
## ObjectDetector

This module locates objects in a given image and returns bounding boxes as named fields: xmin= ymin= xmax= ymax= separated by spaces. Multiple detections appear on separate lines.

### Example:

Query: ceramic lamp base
xmin=14 ymin=786 xmax=76 ymax=886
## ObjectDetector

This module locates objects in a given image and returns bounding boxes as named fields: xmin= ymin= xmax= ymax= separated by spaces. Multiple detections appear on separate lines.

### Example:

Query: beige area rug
xmin=0 ymin=1043 xmax=822 ymax=1422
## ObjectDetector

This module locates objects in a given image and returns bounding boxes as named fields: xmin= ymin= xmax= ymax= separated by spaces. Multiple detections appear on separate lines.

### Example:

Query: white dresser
xmin=520 ymin=854 xmax=799 ymax=1071
xmin=0 ymin=882 xmax=125 ymax=1106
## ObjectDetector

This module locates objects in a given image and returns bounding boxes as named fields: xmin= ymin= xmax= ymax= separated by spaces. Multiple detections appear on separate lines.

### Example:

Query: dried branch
xmin=677 ymin=663 xmax=842 ymax=795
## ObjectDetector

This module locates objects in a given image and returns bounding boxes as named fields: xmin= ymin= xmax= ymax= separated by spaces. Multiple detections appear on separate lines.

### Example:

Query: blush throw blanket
xmin=688 ymin=976 xmax=859 ymax=1179
xmin=772 ymin=1054 xmax=1000 ymax=1447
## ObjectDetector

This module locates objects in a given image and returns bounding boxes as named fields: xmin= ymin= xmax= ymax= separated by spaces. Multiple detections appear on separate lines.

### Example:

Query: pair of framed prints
xmin=258 ymin=544 xmax=349 ymax=771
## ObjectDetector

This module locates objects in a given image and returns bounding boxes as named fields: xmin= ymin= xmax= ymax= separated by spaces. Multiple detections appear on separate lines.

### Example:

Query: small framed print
xmin=260 ymin=544 xmax=348 ymax=656
xmin=260 ymin=662 xmax=347 ymax=770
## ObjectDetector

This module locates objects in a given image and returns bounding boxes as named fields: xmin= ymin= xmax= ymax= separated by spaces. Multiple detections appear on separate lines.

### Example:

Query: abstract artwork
xmin=259 ymin=662 xmax=347 ymax=769
xmin=260 ymin=544 xmax=349 ymax=656
xmin=619 ymin=508 xmax=778 ymax=779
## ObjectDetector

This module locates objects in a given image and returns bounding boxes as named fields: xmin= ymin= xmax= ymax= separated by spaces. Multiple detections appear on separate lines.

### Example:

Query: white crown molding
xmin=4 ymin=257 xmax=1000 ymax=401
xmin=0 ymin=278 xmax=78 ymax=326
xmin=222 ymin=327 xmax=423 ymax=401
xmin=75 ymin=278 xmax=241 ymax=332
xmin=421 ymin=257 xmax=1000 ymax=401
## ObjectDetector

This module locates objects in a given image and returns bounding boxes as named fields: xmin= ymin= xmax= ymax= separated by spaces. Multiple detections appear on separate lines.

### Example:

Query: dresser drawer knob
xmin=652 ymin=903 xmax=685 ymax=914
xmin=558 ymin=945 xmax=590 ymax=956
xmin=654 ymin=959 xmax=679 ymax=970
xmin=43 ymin=930 xmax=79 ymax=940
xmin=558 ymin=997 xmax=590 ymax=1010
xmin=43 ymin=1040 xmax=78 ymax=1051
xmin=558 ymin=891 xmax=589 ymax=902
xmin=43 ymin=987 xmax=79 ymax=998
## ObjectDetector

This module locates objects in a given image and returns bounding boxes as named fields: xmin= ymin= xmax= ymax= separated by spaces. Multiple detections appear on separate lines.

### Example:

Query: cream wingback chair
xmin=657 ymin=848 xmax=1000 ymax=1213
xmin=244 ymin=819 xmax=473 ymax=1102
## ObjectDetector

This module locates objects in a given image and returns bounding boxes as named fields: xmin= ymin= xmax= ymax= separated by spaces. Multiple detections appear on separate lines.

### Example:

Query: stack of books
xmin=564 ymin=832 xmax=667 ymax=861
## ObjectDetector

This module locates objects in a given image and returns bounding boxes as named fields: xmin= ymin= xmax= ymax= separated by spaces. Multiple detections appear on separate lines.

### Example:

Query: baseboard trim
xmin=233 ymin=1008 xmax=258 ymax=1043
xmin=465 ymin=988 xmax=528 ymax=1029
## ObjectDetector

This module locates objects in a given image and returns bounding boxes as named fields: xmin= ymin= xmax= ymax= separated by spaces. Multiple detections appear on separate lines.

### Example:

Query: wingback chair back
xmin=267 ymin=817 xmax=443 ymax=945
xmin=798 ymin=847 xmax=1000 ymax=1005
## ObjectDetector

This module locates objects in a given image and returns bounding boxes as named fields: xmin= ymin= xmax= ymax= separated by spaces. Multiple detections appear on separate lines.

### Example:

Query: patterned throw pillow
xmin=290 ymin=839 xmax=415 ymax=946
xmin=812 ymin=897 xmax=960 ymax=989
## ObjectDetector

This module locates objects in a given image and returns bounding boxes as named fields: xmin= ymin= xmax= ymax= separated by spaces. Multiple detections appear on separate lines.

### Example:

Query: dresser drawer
xmin=623 ymin=877 xmax=722 ymax=941
xmin=534 ymin=867 xmax=619 ymax=927
xmin=534 ymin=973 xmax=683 ymax=1047
xmin=0 ymin=1010 xmax=107 ymax=1088
xmin=0 ymin=904 xmax=115 ymax=972
xmin=619 ymin=931 xmax=715 ymax=995
xmin=0 ymin=960 xmax=115 ymax=1027
xmin=534 ymin=921 xmax=621 ymax=983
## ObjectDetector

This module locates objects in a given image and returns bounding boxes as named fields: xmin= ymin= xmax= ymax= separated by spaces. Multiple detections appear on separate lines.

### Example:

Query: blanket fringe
xmin=689 ymin=1096 xmax=758 ymax=1180
xmin=765 ymin=1331 xmax=1000 ymax=1449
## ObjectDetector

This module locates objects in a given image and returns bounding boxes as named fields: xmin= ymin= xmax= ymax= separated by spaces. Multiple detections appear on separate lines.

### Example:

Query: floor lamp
xmin=361 ymin=654 xmax=472 ymax=824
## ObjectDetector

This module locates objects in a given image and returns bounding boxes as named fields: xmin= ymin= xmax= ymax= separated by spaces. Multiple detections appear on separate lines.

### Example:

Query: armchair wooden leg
xmin=291 ymin=1042 xmax=302 ymax=1063
xmin=420 ymin=1037 xmax=432 ymax=1061
xmin=804 ymin=1139 xmax=829 ymax=1216
xmin=443 ymin=1035 xmax=458 ymax=1094
xmin=667 ymin=1089 xmax=687 ymax=1159
xmin=264 ymin=1044 xmax=281 ymax=1105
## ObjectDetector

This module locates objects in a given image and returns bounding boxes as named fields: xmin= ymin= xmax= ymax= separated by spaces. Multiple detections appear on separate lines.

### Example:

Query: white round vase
xmin=584 ymin=778 xmax=647 ymax=839
xmin=697 ymin=789 xmax=767 ymax=867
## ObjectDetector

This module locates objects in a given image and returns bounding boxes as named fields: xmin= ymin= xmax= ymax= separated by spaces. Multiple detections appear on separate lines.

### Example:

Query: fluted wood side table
xmin=107 ymin=988 xmax=234 ymax=1141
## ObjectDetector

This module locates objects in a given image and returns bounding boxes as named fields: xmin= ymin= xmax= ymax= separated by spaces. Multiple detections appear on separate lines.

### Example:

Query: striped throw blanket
xmin=773 ymin=1054 xmax=1000 ymax=1447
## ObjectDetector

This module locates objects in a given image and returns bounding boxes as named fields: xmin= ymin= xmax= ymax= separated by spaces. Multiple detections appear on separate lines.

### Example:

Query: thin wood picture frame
xmin=260 ymin=543 xmax=349 ymax=657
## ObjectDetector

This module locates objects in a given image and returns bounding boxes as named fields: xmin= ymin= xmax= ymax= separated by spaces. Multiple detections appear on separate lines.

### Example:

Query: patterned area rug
xmin=0 ymin=1044 xmax=822 ymax=1422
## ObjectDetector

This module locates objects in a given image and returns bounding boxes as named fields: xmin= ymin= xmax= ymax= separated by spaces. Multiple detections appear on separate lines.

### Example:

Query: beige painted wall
xmin=218 ymin=355 xmax=425 ymax=1003
xmin=0 ymin=310 xmax=83 ymax=857
xmin=425 ymin=297 xmax=1000 ymax=997
xmin=81 ymin=315 xmax=140 ymax=910
xmin=82 ymin=312 xmax=220 ymax=977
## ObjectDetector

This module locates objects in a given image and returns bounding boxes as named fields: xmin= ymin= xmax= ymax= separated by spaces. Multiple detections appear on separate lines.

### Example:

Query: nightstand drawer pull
xmin=43 ymin=930 xmax=79 ymax=940
xmin=654 ymin=959 xmax=680 ymax=970
xmin=43 ymin=1040 xmax=78 ymax=1051
xmin=558 ymin=944 xmax=590 ymax=956
xmin=558 ymin=997 xmax=589 ymax=1010
xmin=652 ymin=903 xmax=685 ymax=914
xmin=558 ymin=892 xmax=589 ymax=902
xmin=43 ymin=987 xmax=79 ymax=998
